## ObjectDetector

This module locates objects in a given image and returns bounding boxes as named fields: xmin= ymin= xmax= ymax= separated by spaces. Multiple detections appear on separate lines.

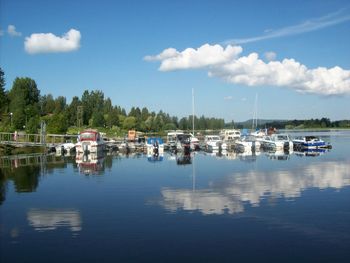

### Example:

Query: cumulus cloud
xmin=145 ymin=44 xmax=350 ymax=96
xmin=24 ymin=29 xmax=81 ymax=54
xmin=144 ymin=44 xmax=242 ymax=71
xmin=7 ymin=25 xmax=22 ymax=37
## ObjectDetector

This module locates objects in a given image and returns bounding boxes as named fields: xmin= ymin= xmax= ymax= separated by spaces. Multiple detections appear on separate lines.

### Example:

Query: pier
xmin=0 ymin=132 xmax=78 ymax=148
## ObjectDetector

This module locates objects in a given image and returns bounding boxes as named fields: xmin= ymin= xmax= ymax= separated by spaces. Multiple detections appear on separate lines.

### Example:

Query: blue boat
xmin=292 ymin=136 xmax=329 ymax=149
xmin=146 ymin=137 xmax=164 ymax=159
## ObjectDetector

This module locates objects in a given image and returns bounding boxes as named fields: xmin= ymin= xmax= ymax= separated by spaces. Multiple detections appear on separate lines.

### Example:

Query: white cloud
xmin=224 ymin=8 xmax=350 ymax=45
xmin=24 ymin=29 xmax=81 ymax=54
xmin=145 ymin=44 xmax=350 ymax=96
xmin=145 ymin=44 xmax=242 ymax=71
xmin=264 ymin=51 xmax=276 ymax=61
xmin=224 ymin=96 xmax=233 ymax=100
xmin=7 ymin=25 xmax=22 ymax=37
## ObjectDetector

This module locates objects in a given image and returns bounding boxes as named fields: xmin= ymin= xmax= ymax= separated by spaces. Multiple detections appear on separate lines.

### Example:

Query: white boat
xmin=75 ymin=129 xmax=105 ymax=154
xmin=146 ymin=137 xmax=164 ymax=157
xmin=204 ymin=135 xmax=227 ymax=152
xmin=190 ymin=134 xmax=200 ymax=150
xmin=219 ymin=129 xmax=241 ymax=142
xmin=260 ymin=134 xmax=293 ymax=150
xmin=293 ymin=136 xmax=329 ymax=149
xmin=55 ymin=141 xmax=76 ymax=155
xmin=166 ymin=131 xmax=184 ymax=149
xmin=235 ymin=135 xmax=261 ymax=152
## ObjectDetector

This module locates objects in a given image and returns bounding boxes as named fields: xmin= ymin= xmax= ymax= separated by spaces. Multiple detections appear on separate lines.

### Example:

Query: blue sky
xmin=1 ymin=0 xmax=349 ymax=122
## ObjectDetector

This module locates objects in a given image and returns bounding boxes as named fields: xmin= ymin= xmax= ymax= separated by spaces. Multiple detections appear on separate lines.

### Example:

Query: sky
xmin=1 ymin=0 xmax=349 ymax=122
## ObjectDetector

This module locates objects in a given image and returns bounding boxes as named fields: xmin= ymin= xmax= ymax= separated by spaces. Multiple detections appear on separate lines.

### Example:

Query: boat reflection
xmin=27 ymin=208 xmax=82 ymax=233
xmin=294 ymin=148 xmax=327 ymax=157
xmin=265 ymin=149 xmax=291 ymax=161
xmin=160 ymin=161 xmax=350 ymax=215
xmin=76 ymin=152 xmax=105 ymax=175
xmin=176 ymin=152 xmax=192 ymax=165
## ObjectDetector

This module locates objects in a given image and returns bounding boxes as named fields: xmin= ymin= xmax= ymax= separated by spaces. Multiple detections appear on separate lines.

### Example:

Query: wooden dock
xmin=0 ymin=132 xmax=78 ymax=148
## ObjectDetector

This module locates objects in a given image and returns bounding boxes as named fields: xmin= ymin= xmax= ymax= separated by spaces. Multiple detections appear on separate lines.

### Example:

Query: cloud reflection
xmin=27 ymin=209 xmax=82 ymax=232
xmin=160 ymin=161 xmax=350 ymax=215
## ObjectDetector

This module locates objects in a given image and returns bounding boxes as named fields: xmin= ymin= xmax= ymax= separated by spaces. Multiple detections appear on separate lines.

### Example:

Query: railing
xmin=0 ymin=132 xmax=78 ymax=147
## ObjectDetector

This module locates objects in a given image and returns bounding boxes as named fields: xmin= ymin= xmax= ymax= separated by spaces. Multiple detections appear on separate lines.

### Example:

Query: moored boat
xmin=260 ymin=134 xmax=293 ymax=151
xmin=204 ymin=135 xmax=227 ymax=152
xmin=235 ymin=135 xmax=261 ymax=152
xmin=292 ymin=136 xmax=329 ymax=150
xmin=146 ymin=137 xmax=164 ymax=157
xmin=75 ymin=129 xmax=105 ymax=154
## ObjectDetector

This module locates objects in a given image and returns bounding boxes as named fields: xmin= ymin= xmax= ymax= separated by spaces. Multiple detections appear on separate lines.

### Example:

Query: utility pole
xmin=77 ymin=106 xmax=83 ymax=128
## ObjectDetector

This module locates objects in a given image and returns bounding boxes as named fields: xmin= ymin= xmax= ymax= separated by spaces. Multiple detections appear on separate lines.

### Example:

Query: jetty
xmin=0 ymin=132 xmax=77 ymax=148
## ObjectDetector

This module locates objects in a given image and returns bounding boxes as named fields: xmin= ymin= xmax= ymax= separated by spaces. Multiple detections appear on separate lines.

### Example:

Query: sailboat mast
xmin=192 ymin=88 xmax=195 ymax=135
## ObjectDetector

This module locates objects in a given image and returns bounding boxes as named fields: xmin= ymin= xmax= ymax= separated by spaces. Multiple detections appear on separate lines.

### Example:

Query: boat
xmin=55 ymin=141 xmax=76 ymax=155
xmin=146 ymin=137 xmax=164 ymax=157
xmin=166 ymin=131 xmax=184 ymax=150
xmin=260 ymin=134 xmax=293 ymax=151
xmin=220 ymin=129 xmax=241 ymax=142
xmin=190 ymin=134 xmax=200 ymax=150
xmin=234 ymin=135 xmax=261 ymax=152
xmin=166 ymin=131 xmax=192 ymax=152
xmin=204 ymin=135 xmax=227 ymax=152
xmin=75 ymin=129 xmax=105 ymax=154
xmin=292 ymin=136 xmax=329 ymax=150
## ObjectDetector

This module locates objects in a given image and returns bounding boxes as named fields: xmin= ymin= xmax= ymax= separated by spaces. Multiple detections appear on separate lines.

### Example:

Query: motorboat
xmin=219 ymin=129 xmax=241 ymax=142
xmin=75 ymin=129 xmax=105 ymax=154
xmin=293 ymin=136 xmax=329 ymax=150
xmin=146 ymin=137 xmax=164 ymax=157
xmin=190 ymin=134 xmax=200 ymax=150
xmin=204 ymin=135 xmax=227 ymax=152
xmin=235 ymin=135 xmax=261 ymax=152
xmin=260 ymin=134 xmax=293 ymax=150
xmin=55 ymin=141 xmax=76 ymax=155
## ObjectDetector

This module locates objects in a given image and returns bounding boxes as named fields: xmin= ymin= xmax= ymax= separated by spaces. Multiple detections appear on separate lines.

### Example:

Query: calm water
xmin=1 ymin=131 xmax=350 ymax=263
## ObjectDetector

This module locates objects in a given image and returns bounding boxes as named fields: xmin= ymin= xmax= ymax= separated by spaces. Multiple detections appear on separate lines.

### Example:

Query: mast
xmin=252 ymin=93 xmax=258 ymax=130
xmin=192 ymin=88 xmax=195 ymax=135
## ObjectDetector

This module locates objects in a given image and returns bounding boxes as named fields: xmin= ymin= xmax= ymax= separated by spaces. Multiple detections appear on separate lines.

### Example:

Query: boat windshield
xmin=80 ymin=132 xmax=96 ymax=140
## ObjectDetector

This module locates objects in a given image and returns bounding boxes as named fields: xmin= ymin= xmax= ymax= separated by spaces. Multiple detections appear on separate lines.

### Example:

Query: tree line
xmin=1 ymin=67 xmax=349 ymax=135
xmin=0 ymin=68 xmax=225 ymax=134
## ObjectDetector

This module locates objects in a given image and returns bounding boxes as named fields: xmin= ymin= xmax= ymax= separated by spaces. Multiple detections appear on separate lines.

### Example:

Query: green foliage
xmin=8 ymin=77 xmax=40 ymax=130
xmin=0 ymin=67 xmax=8 ymax=114
xmin=122 ymin=116 xmax=136 ymax=130
xmin=91 ymin=110 xmax=105 ymax=127
xmin=1 ymin=72 xmax=349 ymax=134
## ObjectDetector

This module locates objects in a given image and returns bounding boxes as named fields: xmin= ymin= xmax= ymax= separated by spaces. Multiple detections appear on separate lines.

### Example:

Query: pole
xmin=192 ymin=88 xmax=195 ymax=135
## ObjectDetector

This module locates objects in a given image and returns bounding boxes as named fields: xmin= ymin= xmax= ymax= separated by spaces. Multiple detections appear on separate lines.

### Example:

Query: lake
xmin=1 ymin=131 xmax=350 ymax=263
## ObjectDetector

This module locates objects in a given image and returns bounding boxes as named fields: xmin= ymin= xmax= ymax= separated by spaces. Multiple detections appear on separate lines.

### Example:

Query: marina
xmin=1 ymin=130 xmax=349 ymax=262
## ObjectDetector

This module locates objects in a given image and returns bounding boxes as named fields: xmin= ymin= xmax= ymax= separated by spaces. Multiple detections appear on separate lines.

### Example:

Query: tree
xmin=8 ymin=77 xmax=40 ymax=129
xmin=0 ymin=67 xmax=7 ymax=115
xmin=122 ymin=116 xmax=136 ymax=130
xmin=91 ymin=111 xmax=105 ymax=127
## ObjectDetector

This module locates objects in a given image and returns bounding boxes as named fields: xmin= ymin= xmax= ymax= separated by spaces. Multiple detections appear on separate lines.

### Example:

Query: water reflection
xmin=27 ymin=209 xmax=82 ymax=233
xmin=76 ymin=152 xmax=105 ymax=175
xmin=160 ymin=161 xmax=350 ymax=215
